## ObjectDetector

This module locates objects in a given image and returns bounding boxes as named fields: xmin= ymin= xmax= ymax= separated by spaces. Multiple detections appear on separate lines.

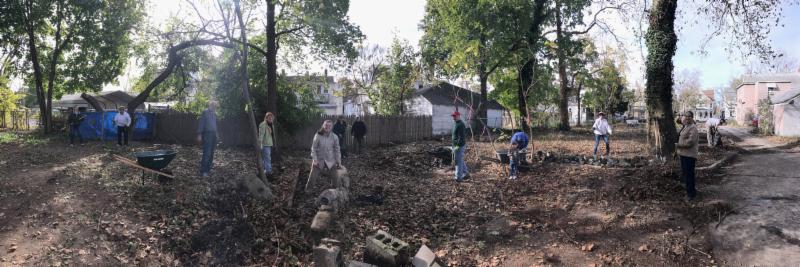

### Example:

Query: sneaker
xmin=201 ymin=172 xmax=209 ymax=178
xmin=462 ymin=174 xmax=471 ymax=180
xmin=509 ymin=175 xmax=517 ymax=180
xmin=455 ymin=179 xmax=465 ymax=183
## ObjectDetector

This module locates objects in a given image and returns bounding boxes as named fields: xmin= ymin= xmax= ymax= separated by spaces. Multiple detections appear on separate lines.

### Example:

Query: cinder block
xmin=314 ymin=241 xmax=343 ymax=267
xmin=364 ymin=230 xmax=409 ymax=267
xmin=412 ymin=245 xmax=437 ymax=267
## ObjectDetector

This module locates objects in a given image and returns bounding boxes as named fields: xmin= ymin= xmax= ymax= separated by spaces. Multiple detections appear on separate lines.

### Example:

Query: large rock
xmin=316 ymin=188 xmax=350 ymax=212
xmin=364 ymin=230 xmax=410 ymax=267
xmin=237 ymin=175 xmax=274 ymax=201
xmin=310 ymin=205 xmax=335 ymax=242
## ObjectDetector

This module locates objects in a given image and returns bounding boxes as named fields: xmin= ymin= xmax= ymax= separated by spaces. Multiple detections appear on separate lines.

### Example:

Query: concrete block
xmin=412 ymin=245 xmax=437 ymax=267
xmin=364 ymin=230 xmax=410 ymax=267
xmin=313 ymin=241 xmax=343 ymax=267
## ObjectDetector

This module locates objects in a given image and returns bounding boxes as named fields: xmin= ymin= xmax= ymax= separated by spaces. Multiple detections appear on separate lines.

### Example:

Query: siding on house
xmin=735 ymin=73 xmax=800 ymax=125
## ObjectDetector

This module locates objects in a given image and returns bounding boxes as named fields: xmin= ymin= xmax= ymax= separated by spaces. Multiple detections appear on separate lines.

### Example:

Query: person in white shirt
xmin=592 ymin=112 xmax=613 ymax=160
xmin=705 ymin=117 xmax=721 ymax=147
xmin=114 ymin=107 xmax=132 ymax=146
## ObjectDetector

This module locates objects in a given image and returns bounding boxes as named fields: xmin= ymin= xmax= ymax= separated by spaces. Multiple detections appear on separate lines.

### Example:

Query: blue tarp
xmin=78 ymin=112 xmax=155 ymax=140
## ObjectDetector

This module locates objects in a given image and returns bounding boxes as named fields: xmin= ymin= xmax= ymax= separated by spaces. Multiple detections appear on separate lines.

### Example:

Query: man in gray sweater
xmin=197 ymin=101 xmax=218 ymax=177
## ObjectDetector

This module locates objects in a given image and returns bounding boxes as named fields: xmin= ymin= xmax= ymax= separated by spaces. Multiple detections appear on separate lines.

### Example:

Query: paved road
xmin=710 ymin=126 xmax=800 ymax=266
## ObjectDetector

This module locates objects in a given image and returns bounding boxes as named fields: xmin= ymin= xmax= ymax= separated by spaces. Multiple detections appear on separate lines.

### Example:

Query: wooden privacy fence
xmin=0 ymin=109 xmax=39 ymax=131
xmin=151 ymin=111 xmax=433 ymax=148
xmin=153 ymin=111 xmax=253 ymax=147
xmin=290 ymin=115 xmax=433 ymax=149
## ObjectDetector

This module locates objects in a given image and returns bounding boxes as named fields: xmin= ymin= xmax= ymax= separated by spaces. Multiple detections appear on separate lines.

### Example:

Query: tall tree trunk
xmin=518 ymin=0 xmax=548 ymax=134
xmin=265 ymin=0 xmax=278 ymax=114
xmin=555 ymin=0 xmax=570 ymax=131
xmin=23 ymin=0 xmax=47 ymax=133
xmin=645 ymin=0 xmax=679 ymax=158
xmin=478 ymin=72 xmax=488 ymax=131
xmin=576 ymin=80 xmax=583 ymax=126
xmin=235 ymin=0 xmax=267 ymax=182
xmin=45 ymin=2 xmax=64 ymax=134
xmin=518 ymin=60 xmax=533 ymax=131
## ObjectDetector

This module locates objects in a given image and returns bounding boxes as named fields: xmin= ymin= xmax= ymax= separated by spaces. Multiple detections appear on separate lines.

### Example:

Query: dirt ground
xmin=0 ymin=126 xmax=736 ymax=266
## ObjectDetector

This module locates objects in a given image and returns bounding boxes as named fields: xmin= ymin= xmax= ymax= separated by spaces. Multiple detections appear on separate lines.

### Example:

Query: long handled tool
xmin=112 ymin=154 xmax=175 ymax=179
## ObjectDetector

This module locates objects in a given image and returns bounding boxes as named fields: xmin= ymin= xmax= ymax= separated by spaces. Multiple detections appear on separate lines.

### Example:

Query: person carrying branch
xmin=67 ymin=107 xmax=86 ymax=147
xmin=705 ymin=117 xmax=721 ymax=147
xmin=592 ymin=112 xmax=613 ymax=160
xmin=114 ymin=107 xmax=132 ymax=146
xmin=258 ymin=112 xmax=276 ymax=177
xmin=452 ymin=111 xmax=469 ymax=182
xmin=197 ymin=101 xmax=218 ymax=178
xmin=305 ymin=120 xmax=343 ymax=194
xmin=676 ymin=111 xmax=699 ymax=201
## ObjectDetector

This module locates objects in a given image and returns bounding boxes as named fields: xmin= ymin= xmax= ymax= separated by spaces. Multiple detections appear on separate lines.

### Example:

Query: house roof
xmin=53 ymin=90 xmax=136 ymax=109
xmin=284 ymin=75 xmax=335 ymax=84
xmin=772 ymin=87 xmax=800 ymax=104
xmin=415 ymin=82 xmax=505 ymax=110
xmin=702 ymin=90 xmax=715 ymax=101
xmin=738 ymin=73 xmax=800 ymax=88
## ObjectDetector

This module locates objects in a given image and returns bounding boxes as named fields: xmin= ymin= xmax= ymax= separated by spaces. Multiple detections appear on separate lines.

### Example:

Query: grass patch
xmin=0 ymin=131 xmax=55 ymax=145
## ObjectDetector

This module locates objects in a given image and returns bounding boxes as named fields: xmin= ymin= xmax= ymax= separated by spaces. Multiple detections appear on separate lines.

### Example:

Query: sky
xmin=91 ymin=0 xmax=800 ymax=92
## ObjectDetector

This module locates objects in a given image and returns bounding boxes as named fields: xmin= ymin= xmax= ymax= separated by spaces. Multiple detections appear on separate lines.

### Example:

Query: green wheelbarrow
xmin=113 ymin=149 xmax=177 ymax=184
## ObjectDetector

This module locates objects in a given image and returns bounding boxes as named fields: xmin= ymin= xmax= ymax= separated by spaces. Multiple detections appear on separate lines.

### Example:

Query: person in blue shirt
xmin=509 ymin=129 xmax=529 ymax=180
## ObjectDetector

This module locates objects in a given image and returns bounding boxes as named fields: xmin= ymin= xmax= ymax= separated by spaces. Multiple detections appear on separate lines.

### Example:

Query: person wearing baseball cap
xmin=451 ymin=111 xmax=469 ymax=181
xmin=676 ymin=111 xmax=699 ymax=201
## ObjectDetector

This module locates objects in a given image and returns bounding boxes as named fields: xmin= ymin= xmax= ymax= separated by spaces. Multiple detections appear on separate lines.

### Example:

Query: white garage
xmin=405 ymin=82 xmax=506 ymax=135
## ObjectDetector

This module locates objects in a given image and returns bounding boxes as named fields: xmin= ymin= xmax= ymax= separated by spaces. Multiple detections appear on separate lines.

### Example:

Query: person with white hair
xmin=197 ymin=101 xmax=219 ymax=177
xmin=676 ymin=111 xmax=699 ymax=201
xmin=305 ymin=120 xmax=343 ymax=194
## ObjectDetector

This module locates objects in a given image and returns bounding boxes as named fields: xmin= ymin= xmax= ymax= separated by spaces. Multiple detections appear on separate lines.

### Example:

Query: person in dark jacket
xmin=333 ymin=117 xmax=348 ymax=158
xmin=451 ymin=111 xmax=469 ymax=182
xmin=197 ymin=101 xmax=218 ymax=177
xmin=351 ymin=116 xmax=367 ymax=154
xmin=67 ymin=107 xmax=86 ymax=146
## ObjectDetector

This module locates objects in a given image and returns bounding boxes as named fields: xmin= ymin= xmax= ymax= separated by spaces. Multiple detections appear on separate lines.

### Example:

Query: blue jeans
xmin=510 ymin=151 xmax=521 ymax=176
xmin=454 ymin=145 xmax=468 ymax=180
xmin=69 ymin=125 xmax=83 ymax=144
xmin=680 ymin=156 xmax=697 ymax=198
xmin=262 ymin=146 xmax=273 ymax=175
xmin=200 ymin=132 xmax=217 ymax=174
xmin=593 ymin=134 xmax=610 ymax=158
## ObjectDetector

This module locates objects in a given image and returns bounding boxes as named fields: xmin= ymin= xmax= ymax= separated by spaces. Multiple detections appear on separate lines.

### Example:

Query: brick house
xmin=735 ymin=73 xmax=800 ymax=125
xmin=772 ymin=88 xmax=800 ymax=136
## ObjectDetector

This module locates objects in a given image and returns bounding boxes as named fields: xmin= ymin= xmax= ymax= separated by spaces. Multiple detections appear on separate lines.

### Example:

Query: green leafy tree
xmin=0 ymin=0 xmax=144 ymax=132
xmin=420 ymin=0 xmax=528 ymax=128
xmin=370 ymin=37 xmax=418 ymax=115
xmin=757 ymin=98 xmax=774 ymax=135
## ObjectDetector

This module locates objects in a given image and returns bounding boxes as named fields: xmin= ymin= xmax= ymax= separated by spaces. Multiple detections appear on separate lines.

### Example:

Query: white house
xmin=286 ymin=74 xmax=345 ymax=115
xmin=405 ymin=82 xmax=505 ymax=135
xmin=772 ymin=87 xmax=800 ymax=136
